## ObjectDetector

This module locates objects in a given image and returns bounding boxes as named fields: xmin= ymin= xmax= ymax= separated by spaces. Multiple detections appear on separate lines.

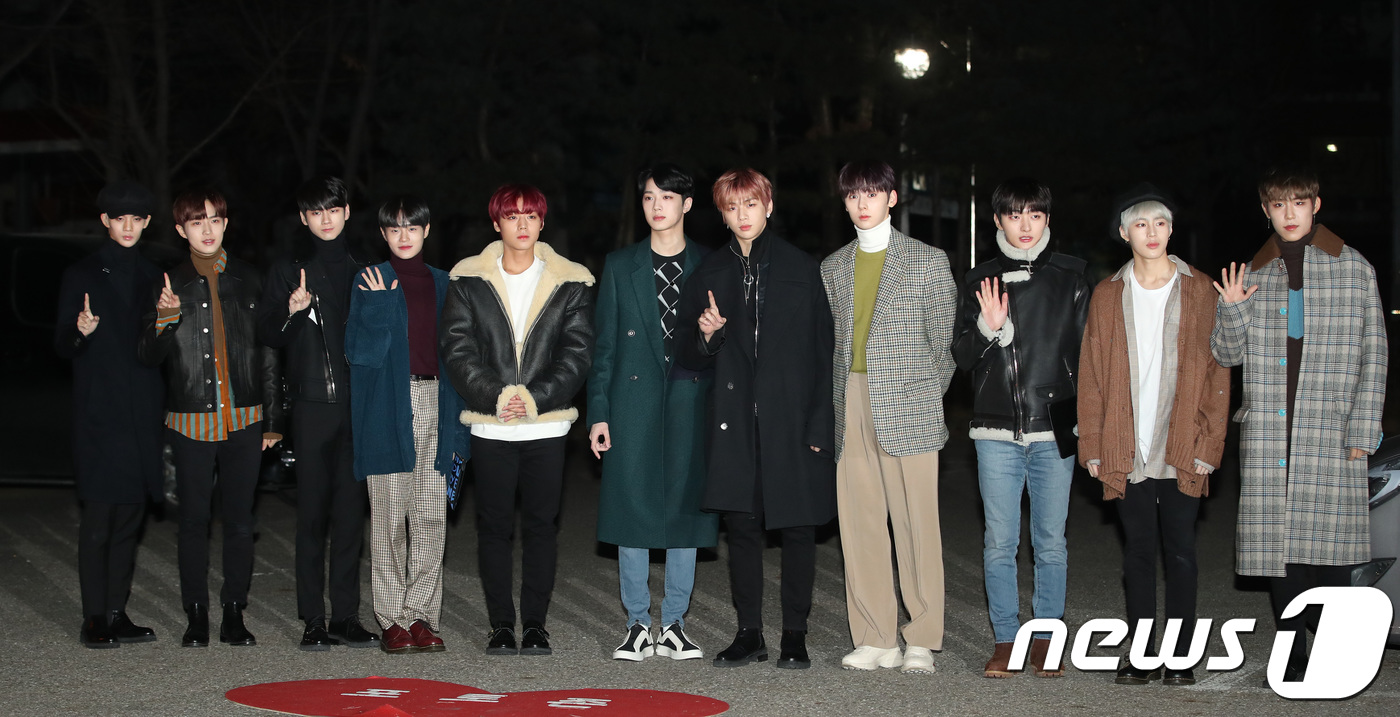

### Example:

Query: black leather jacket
xmin=257 ymin=249 xmax=369 ymax=403
xmin=439 ymin=244 xmax=595 ymax=424
xmin=952 ymin=249 xmax=1091 ymax=438
xmin=138 ymin=255 xmax=284 ymax=435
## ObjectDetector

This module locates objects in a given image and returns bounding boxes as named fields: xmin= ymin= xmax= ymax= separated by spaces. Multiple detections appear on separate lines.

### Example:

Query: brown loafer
xmin=1030 ymin=637 xmax=1063 ymax=677
xmin=381 ymin=624 xmax=416 ymax=654
xmin=983 ymin=642 xmax=1016 ymax=678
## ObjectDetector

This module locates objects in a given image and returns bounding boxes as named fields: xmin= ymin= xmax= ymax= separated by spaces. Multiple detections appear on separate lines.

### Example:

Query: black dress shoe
xmin=520 ymin=622 xmax=552 ymax=656
xmin=486 ymin=623 xmax=518 ymax=656
xmin=80 ymin=615 xmax=119 ymax=649
xmin=300 ymin=619 xmax=339 ymax=651
xmin=712 ymin=628 xmax=767 ymax=667
xmin=1163 ymin=667 xmax=1195 ymax=686
xmin=1114 ymin=662 xmax=1163 ymax=684
xmin=219 ymin=602 xmax=256 ymax=646
xmin=775 ymin=629 xmax=810 ymax=670
xmin=327 ymin=616 xmax=380 ymax=648
xmin=108 ymin=611 xmax=156 ymax=643
xmin=182 ymin=604 xmax=210 ymax=648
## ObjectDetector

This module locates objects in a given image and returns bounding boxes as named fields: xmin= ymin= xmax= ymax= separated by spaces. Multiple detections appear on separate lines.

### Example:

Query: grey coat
xmin=1212 ymin=227 xmax=1387 ymax=577
xmin=820 ymin=228 xmax=959 ymax=460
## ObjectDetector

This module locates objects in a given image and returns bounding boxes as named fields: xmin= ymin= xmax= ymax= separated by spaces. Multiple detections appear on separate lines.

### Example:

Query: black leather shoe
xmin=1114 ymin=662 xmax=1163 ymax=684
xmin=1163 ymin=667 xmax=1195 ymax=686
xmin=299 ymin=619 xmax=339 ymax=651
xmin=712 ymin=628 xmax=767 ymax=667
xmin=80 ymin=615 xmax=119 ymax=649
xmin=486 ymin=622 xmax=517 ymax=656
xmin=520 ymin=621 xmax=552 ymax=656
xmin=328 ymin=616 xmax=380 ymax=648
xmin=108 ymin=610 xmax=156 ymax=643
xmin=776 ymin=629 xmax=810 ymax=669
xmin=182 ymin=604 xmax=210 ymax=648
xmin=219 ymin=602 xmax=256 ymax=646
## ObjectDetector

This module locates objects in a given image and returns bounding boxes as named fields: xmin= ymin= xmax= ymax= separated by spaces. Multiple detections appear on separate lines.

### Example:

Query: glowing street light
xmin=1326 ymin=143 xmax=1339 ymax=152
xmin=894 ymin=48 xmax=930 ymax=79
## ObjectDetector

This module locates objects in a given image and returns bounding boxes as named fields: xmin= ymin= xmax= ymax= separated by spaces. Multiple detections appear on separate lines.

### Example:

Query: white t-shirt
xmin=472 ymin=256 xmax=572 ymax=442
xmin=1129 ymin=269 xmax=1176 ymax=463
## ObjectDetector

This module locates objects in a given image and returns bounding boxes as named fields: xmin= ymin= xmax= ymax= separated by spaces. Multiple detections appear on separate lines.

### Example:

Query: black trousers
xmin=1270 ymin=562 xmax=1354 ymax=666
xmin=170 ymin=425 xmax=261 ymax=607
xmin=78 ymin=501 xmax=145 ymax=617
xmin=1115 ymin=477 xmax=1200 ymax=655
xmin=724 ymin=470 xmax=817 ymax=632
xmin=292 ymin=400 xmax=366 ymax=623
xmin=471 ymin=435 xmax=567 ymax=627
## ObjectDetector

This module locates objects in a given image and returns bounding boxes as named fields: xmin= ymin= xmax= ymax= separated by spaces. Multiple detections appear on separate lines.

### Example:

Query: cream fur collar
xmin=996 ymin=227 xmax=1051 ymax=263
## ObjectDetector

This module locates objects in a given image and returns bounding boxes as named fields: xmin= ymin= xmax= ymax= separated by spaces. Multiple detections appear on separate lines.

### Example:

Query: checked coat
xmin=820 ymin=228 xmax=959 ymax=460
xmin=1211 ymin=226 xmax=1387 ymax=577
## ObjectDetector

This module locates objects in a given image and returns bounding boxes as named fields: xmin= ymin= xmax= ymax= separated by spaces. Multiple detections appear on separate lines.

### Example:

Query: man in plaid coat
xmin=1212 ymin=167 xmax=1387 ymax=682
xmin=820 ymin=161 xmax=958 ymax=675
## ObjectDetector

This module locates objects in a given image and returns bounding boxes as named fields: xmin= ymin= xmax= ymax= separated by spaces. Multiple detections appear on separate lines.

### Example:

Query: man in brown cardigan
xmin=1077 ymin=185 xmax=1229 ymax=687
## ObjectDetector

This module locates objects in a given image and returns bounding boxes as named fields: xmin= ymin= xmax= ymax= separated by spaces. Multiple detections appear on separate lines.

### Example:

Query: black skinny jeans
xmin=1115 ymin=477 xmax=1200 ymax=656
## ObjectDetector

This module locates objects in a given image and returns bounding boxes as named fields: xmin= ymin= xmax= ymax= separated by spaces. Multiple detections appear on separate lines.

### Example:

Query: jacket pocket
xmin=903 ymin=377 xmax=942 ymax=403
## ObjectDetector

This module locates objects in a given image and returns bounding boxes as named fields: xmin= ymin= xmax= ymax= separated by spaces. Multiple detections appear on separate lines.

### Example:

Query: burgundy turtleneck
xmin=390 ymin=253 xmax=438 ymax=377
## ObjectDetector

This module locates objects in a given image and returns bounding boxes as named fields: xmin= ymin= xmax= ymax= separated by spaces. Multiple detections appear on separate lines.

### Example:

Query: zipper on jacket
xmin=519 ymin=285 xmax=563 ymax=379
xmin=1007 ymin=283 xmax=1024 ymax=440
xmin=313 ymin=291 xmax=336 ymax=402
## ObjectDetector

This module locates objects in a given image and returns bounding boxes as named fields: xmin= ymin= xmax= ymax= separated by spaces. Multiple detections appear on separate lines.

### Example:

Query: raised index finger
xmin=299 ymin=268 xmax=306 ymax=290
xmin=164 ymin=272 xmax=172 ymax=290
xmin=707 ymin=290 xmax=718 ymax=311
xmin=83 ymin=293 xmax=90 ymax=313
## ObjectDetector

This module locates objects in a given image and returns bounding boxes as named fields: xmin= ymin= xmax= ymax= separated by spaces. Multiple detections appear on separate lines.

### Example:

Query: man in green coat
xmin=589 ymin=163 xmax=718 ymax=662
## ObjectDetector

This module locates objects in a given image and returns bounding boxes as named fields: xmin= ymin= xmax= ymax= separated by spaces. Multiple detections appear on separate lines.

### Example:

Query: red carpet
xmin=226 ymin=677 xmax=729 ymax=716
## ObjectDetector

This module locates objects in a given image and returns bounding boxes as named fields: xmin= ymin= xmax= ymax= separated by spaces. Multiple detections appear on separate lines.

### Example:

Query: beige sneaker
xmin=841 ymin=645 xmax=903 ymax=670
xmin=900 ymin=646 xmax=936 ymax=674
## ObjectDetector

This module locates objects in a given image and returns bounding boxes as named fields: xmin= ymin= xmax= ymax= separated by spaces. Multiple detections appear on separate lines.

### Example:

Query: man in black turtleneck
xmin=258 ymin=176 xmax=378 ymax=651
xmin=57 ymin=180 xmax=166 ymax=648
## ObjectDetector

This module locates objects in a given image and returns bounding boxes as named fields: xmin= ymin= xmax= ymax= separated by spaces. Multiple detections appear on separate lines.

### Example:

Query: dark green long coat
xmin=588 ymin=240 xmax=719 ymax=549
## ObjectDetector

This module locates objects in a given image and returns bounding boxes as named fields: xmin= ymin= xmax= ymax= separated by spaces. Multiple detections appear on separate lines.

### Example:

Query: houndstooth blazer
xmin=821 ymin=228 xmax=959 ymax=460
xmin=1212 ymin=226 xmax=1388 ymax=577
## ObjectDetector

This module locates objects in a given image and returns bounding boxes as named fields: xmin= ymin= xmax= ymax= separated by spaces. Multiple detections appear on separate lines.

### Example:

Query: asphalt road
xmin=1 ymin=418 xmax=1397 ymax=716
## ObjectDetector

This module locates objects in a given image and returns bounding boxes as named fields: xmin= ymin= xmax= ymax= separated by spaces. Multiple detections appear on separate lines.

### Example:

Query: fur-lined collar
xmin=1250 ymin=224 xmax=1345 ymax=271
xmin=450 ymin=241 xmax=594 ymax=354
xmin=996 ymin=227 xmax=1051 ymax=263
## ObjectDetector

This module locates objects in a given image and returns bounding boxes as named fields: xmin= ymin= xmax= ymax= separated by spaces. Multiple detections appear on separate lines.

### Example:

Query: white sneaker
xmin=611 ymin=623 xmax=654 ymax=661
xmin=841 ymin=645 xmax=903 ymax=670
xmin=655 ymin=622 xmax=704 ymax=660
xmin=900 ymin=646 xmax=936 ymax=674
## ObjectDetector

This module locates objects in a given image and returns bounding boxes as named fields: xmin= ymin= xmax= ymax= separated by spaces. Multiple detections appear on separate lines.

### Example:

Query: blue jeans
xmin=974 ymin=439 xmax=1075 ymax=643
xmin=618 ymin=547 xmax=697 ymax=629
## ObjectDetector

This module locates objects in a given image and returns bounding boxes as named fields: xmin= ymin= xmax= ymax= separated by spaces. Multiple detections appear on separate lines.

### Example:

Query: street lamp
xmin=894 ymin=48 xmax=930 ymax=80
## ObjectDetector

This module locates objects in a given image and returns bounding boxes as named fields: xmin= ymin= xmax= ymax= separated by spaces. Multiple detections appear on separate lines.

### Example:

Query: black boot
xmin=80 ymin=615 xmax=119 ymax=649
xmin=109 ymin=610 xmax=157 ymax=643
xmin=182 ymin=604 xmax=210 ymax=648
xmin=219 ymin=602 xmax=256 ymax=646
xmin=776 ymin=629 xmax=810 ymax=669
xmin=712 ymin=628 xmax=767 ymax=667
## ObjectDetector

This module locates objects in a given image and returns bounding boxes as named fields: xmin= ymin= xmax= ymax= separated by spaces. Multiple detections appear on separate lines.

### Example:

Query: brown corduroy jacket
xmin=1077 ymin=257 xmax=1230 ymax=500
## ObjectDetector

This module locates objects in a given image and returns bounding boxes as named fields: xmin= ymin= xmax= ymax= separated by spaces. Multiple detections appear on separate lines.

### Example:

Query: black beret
xmin=96 ymin=180 xmax=156 ymax=218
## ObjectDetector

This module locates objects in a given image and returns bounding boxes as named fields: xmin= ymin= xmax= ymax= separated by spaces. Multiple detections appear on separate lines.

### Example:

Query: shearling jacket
xmin=1077 ymin=257 xmax=1229 ymax=500
xmin=440 ymin=241 xmax=595 ymax=427
xmin=952 ymin=230 xmax=1092 ymax=442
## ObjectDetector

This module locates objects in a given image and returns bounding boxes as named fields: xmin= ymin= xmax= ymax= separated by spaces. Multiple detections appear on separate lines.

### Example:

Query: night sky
xmin=0 ymin=0 xmax=1393 ymax=295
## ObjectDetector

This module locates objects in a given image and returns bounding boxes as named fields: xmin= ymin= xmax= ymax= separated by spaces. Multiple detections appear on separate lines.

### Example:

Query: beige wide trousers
xmin=837 ymin=372 xmax=944 ymax=650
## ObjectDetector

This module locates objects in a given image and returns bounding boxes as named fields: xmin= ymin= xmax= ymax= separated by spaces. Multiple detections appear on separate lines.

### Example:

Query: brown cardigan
xmin=1077 ymin=259 xmax=1229 ymax=500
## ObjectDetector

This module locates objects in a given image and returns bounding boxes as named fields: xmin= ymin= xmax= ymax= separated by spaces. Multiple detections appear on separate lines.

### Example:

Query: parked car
xmin=1354 ymin=435 xmax=1400 ymax=648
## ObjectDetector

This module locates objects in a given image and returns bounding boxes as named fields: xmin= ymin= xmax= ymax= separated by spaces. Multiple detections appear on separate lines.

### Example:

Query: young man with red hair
xmin=676 ymin=168 xmax=836 ymax=670
xmin=139 ymin=190 xmax=283 ymax=648
xmin=441 ymin=184 xmax=595 ymax=656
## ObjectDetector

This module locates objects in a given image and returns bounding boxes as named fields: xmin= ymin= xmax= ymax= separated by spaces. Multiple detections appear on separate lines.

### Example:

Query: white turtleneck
xmin=855 ymin=216 xmax=891 ymax=253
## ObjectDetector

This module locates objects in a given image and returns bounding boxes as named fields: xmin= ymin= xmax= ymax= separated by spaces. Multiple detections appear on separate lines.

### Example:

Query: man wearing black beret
xmin=56 ymin=180 xmax=167 ymax=648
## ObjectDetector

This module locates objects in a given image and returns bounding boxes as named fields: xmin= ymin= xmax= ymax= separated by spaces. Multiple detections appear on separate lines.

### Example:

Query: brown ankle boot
xmin=1029 ymin=637 xmax=1063 ymax=677
xmin=983 ymin=642 xmax=1016 ymax=678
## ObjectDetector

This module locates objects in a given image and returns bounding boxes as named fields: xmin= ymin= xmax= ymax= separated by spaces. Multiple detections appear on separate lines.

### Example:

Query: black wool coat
xmin=54 ymin=243 xmax=166 ymax=504
xmin=676 ymin=234 xmax=836 ymax=530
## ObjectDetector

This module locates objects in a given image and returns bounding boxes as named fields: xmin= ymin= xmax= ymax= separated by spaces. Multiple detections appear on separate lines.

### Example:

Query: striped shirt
xmin=158 ymin=249 xmax=264 ymax=442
